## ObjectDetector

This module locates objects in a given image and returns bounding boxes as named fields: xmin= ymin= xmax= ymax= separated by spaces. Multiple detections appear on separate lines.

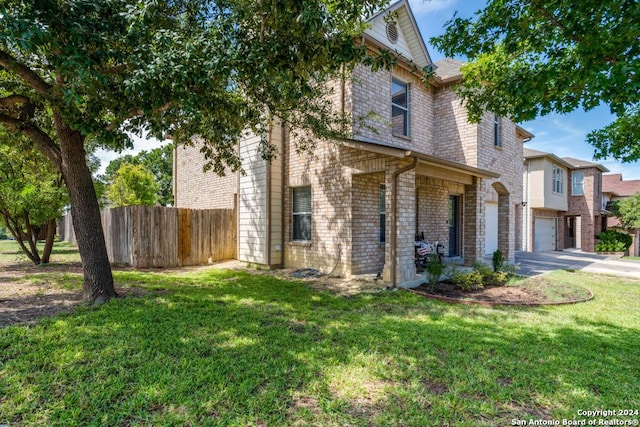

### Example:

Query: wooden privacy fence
xmin=59 ymin=206 xmax=236 ymax=268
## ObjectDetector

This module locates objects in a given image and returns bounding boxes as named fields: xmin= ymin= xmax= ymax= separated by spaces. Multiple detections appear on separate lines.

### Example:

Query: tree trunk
xmin=55 ymin=116 xmax=116 ymax=303
xmin=22 ymin=210 xmax=41 ymax=264
xmin=41 ymin=218 xmax=57 ymax=264
xmin=2 ymin=210 xmax=38 ymax=264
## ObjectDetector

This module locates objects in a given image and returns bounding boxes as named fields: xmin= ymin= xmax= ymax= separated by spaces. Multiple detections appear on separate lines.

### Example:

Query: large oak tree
xmin=431 ymin=0 xmax=639 ymax=162
xmin=0 ymin=0 xmax=390 ymax=303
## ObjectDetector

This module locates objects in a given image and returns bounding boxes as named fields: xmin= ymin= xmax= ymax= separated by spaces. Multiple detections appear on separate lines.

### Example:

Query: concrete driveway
xmin=514 ymin=250 xmax=640 ymax=279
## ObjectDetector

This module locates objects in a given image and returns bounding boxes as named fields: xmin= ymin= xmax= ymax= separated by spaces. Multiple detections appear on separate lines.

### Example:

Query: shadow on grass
xmin=1 ymin=269 xmax=639 ymax=426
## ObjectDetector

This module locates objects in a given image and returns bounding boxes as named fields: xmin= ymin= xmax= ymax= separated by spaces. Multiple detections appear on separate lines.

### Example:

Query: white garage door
xmin=534 ymin=217 xmax=556 ymax=252
xmin=485 ymin=202 xmax=499 ymax=255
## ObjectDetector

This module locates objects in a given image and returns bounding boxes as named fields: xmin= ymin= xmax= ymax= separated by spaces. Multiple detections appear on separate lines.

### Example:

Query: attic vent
xmin=386 ymin=22 xmax=398 ymax=44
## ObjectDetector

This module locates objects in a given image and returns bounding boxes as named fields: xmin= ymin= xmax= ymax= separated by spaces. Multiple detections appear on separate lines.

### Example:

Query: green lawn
xmin=624 ymin=256 xmax=640 ymax=262
xmin=1 ymin=250 xmax=639 ymax=426
xmin=0 ymin=239 xmax=81 ymax=264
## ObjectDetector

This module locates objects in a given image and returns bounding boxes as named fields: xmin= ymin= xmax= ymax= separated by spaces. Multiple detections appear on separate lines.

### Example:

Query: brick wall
xmin=568 ymin=168 xmax=602 ymax=252
xmin=352 ymin=173 xmax=386 ymax=275
xmin=174 ymin=143 xmax=237 ymax=209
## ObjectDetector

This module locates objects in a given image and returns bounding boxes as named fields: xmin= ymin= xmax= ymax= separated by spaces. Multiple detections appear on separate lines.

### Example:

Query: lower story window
xmin=292 ymin=186 xmax=311 ymax=241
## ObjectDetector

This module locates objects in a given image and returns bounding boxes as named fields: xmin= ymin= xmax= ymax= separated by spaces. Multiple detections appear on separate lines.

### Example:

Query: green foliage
xmin=612 ymin=191 xmax=640 ymax=229
xmin=431 ymin=1 xmax=640 ymax=162
xmin=596 ymin=230 xmax=633 ymax=252
xmin=492 ymin=249 xmax=504 ymax=272
xmin=451 ymin=270 xmax=484 ymax=291
xmin=424 ymin=254 xmax=444 ymax=289
xmin=106 ymin=163 xmax=159 ymax=207
xmin=0 ymin=225 xmax=8 ymax=239
xmin=102 ymin=144 xmax=174 ymax=206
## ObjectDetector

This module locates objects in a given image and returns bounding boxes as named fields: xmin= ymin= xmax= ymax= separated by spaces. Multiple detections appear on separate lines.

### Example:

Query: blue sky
xmin=99 ymin=0 xmax=639 ymax=180
xmin=408 ymin=0 xmax=640 ymax=179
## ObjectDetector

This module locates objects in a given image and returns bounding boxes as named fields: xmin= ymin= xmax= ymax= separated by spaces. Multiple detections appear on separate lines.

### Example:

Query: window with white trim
xmin=552 ymin=166 xmax=564 ymax=194
xmin=572 ymin=171 xmax=584 ymax=196
xmin=391 ymin=78 xmax=409 ymax=136
xmin=292 ymin=186 xmax=311 ymax=241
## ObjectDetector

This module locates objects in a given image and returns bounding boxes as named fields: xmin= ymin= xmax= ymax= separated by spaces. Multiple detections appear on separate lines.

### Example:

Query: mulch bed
xmin=412 ymin=278 xmax=593 ymax=306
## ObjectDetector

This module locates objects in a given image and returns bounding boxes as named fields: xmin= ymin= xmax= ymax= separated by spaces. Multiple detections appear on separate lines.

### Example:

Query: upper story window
xmin=493 ymin=113 xmax=501 ymax=147
xmin=292 ymin=186 xmax=311 ymax=241
xmin=391 ymin=78 xmax=409 ymax=136
xmin=572 ymin=171 xmax=584 ymax=196
xmin=552 ymin=165 xmax=564 ymax=194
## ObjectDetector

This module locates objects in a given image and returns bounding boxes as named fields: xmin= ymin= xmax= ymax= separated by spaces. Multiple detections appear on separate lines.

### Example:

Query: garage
xmin=485 ymin=202 xmax=498 ymax=255
xmin=534 ymin=217 xmax=556 ymax=252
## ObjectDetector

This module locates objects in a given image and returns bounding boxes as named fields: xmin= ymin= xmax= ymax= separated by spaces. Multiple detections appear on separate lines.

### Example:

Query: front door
xmin=449 ymin=195 xmax=460 ymax=256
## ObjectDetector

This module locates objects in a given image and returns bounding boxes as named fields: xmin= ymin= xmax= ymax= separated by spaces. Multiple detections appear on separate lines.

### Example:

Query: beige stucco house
xmin=173 ymin=0 xmax=531 ymax=287
xmin=522 ymin=148 xmax=608 ymax=252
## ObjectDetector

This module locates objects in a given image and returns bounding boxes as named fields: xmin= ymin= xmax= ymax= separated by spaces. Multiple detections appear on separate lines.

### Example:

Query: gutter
xmin=390 ymin=157 xmax=418 ymax=289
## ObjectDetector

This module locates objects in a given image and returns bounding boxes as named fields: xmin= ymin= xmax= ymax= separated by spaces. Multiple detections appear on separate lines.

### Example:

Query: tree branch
xmin=0 ymin=50 xmax=52 ymax=95
xmin=0 ymin=95 xmax=31 ymax=108
xmin=0 ymin=113 xmax=62 ymax=169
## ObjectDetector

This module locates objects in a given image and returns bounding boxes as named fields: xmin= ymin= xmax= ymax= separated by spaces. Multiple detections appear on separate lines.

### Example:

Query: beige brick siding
xmin=352 ymin=173 xmax=386 ymax=275
xmin=174 ymin=143 xmax=237 ymax=209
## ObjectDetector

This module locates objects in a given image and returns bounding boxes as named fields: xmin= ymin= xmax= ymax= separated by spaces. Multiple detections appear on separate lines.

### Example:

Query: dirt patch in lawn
xmin=412 ymin=276 xmax=593 ymax=306
xmin=0 ymin=260 xmax=150 ymax=328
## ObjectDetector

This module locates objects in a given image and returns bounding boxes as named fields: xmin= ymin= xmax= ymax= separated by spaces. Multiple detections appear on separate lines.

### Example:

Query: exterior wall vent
xmin=386 ymin=22 xmax=398 ymax=44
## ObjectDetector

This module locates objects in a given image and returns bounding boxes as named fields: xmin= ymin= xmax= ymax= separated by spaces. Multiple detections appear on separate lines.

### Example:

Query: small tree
xmin=0 ymin=136 xmax=67 ymax=264
xmin=106 ymin=164 xmax=159 ymax=207
xmin=612 ymin=191 xmax=640 ymax=230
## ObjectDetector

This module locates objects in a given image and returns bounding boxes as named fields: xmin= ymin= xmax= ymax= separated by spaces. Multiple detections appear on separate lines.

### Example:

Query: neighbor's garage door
xmin=485 ymin=202 xmax=499 ymax=255
xmin=534 ymin=217 xmax=556 ymax=252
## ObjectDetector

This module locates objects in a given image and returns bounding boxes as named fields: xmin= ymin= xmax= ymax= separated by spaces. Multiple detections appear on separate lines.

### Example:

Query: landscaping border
xmin=407 ymin=287 xmax=594 ymax=307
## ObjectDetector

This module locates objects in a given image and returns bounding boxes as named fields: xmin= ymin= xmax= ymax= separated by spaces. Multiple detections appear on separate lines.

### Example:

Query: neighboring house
xmin=522 ymin=148 xmax=608 ymax=253
xmin=174 ymin=0 xmax=530 ymax=288
xmin=602 ymin=174 xmax=640 ymax=256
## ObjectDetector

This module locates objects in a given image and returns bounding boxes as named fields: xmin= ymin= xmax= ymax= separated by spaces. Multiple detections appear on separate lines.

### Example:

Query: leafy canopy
xmin=106 ymin=163 xmax=159 ymax=207
xmin=611 ymin=191 xmax=640 ymax=229
xmin=431 ymin=0 xmax=640 ymax=162
xmin=0 ymin=0 xmax=391 ymax=174
xmin=102 ymin=144 xmax=173 ymax=206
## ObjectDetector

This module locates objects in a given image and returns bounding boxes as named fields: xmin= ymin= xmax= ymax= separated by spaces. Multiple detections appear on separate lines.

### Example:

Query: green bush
xmin=492 ymin=249 xmax=504 ymax=272
xmin=424 ymin=254 xmax=444 ymax=290
xmin=595 ymin=230 xmax=631 ymax=252
xmin=452 ymin=270 xmax=484 ymax=291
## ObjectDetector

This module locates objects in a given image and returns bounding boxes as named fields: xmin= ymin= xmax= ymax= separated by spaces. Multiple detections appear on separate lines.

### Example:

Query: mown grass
xmin=624 ymin=256 xmax=640 ymax=262
xmin=0 ymin=239 xmax=81 ymax=264
xmin=1 ymin=260 xmax=639 ymax=426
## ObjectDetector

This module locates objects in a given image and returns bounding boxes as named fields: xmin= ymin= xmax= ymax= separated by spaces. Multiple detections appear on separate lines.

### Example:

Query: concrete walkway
xmin=514 ymin=250 xmax=640 ymax=279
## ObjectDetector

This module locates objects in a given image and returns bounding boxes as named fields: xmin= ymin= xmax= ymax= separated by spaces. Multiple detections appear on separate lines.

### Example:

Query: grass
xmin=1 ymin=247 xmax=639 ymax=426
xmin=0 ymin=239 xmax=81 ymax=264
xmin=623 ymin=256 xmax=640 ymax=262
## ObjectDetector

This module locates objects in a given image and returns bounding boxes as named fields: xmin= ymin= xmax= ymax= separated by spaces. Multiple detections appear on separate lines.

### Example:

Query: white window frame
xmin=391 ymin=77 xmax=409 ymax=137
xmin=292 ymin=186 xmax=311 ymax=241
xmin=572 ymin=171 xmax=584 ymax=196
xmin=552 ymin=165 xmax=564 ymax=194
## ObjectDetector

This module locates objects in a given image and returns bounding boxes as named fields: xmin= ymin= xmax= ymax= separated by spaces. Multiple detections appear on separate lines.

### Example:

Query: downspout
xmin=390 ymin=157 xmax=418 ymax=289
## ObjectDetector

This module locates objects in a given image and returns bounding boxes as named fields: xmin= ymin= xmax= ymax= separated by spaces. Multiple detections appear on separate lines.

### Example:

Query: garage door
xmin=534 ymin=217 xmax=556 ymax=252
xmin=485 ymin=202 xmax=498 ymax=255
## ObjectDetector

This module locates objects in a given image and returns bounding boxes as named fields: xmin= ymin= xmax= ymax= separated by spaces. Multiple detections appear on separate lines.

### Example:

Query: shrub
xmin=424 ymin=254 xmax=444 ymax=290
xmin=472 ymin=262 xmax=494 ymax=286
xmin=452 ymin=270 xmax=484 ymax=291
xmin=595 ymin=230 xmax=632 ymax=252
xmin=492 ymin=249 xmax=504 ymax=272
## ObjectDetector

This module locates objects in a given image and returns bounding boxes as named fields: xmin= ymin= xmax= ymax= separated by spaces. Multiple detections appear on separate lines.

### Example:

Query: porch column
xmin=383 ymin=160 xmax=418 ymax=287
xmin=463 ymin=178 xmax=485 ymax=265
xmin=497 ymin=194 xmax=515 ymax=262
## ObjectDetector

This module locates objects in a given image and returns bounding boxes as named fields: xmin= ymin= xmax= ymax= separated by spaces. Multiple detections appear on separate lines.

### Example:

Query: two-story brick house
xmin=173 ymin=0 xmax=530 ymax=288
xmin=522 ymin=148 xmax=608 ymax=252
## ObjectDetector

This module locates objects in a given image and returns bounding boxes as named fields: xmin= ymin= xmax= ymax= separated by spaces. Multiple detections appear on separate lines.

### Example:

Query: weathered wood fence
xmin=59 ymin=206 xmax=236 ymax=268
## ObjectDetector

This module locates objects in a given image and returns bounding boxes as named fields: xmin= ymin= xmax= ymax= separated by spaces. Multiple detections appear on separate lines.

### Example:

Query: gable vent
xmin=386 ymin=22 xmax=398 ymax=44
